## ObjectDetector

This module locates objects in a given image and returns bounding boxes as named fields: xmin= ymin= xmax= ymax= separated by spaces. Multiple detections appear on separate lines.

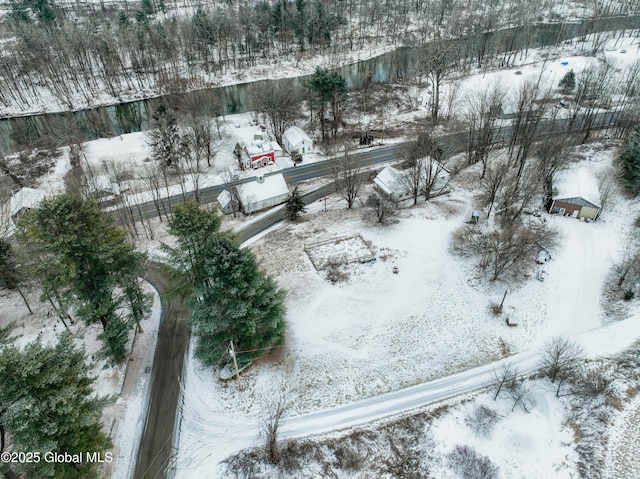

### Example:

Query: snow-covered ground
xmin=171 ymin=139 xmax=640 ymax=478
xmin=0 ymin=27 xmax=638 ymax=479
xmin=0 ymin=281 xmax=162 ymax=478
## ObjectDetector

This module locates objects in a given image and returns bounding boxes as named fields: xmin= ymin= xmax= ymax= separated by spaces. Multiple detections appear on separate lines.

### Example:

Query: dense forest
xmin=0 ymin=0 xmax=638 ymax=114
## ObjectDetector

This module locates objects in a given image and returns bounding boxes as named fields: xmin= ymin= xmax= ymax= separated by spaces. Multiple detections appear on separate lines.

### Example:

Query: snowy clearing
xmin=173 ymin=139 xmax=640 ymax=478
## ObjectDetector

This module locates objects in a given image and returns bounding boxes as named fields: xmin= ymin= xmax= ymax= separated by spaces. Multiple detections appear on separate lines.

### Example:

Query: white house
xmin=283 ymin=126 xmax=313 ymax=155
xmin=373 ymin=166 xmax=412 ymax=202
xmin=10 ymin=187 xmax=46 ymax=220
xmin=373 ymin=158 xmax=450 ymax=204
xmin=235 ymin=173 xmax=290 ymax=214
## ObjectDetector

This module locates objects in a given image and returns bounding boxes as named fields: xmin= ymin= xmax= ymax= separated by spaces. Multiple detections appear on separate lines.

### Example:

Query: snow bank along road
xmin=134 ymin=263 xmax=189 ymax=479
xmin=177 ymin=315 xmax=640 ymax=476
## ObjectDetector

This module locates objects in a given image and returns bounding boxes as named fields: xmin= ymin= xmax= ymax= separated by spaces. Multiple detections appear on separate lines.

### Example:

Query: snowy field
xmin=172 ymin=139 xmax=640 ymax=478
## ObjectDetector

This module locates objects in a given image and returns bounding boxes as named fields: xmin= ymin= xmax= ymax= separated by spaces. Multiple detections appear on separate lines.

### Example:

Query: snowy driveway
xmin=175 ymin=315 xmax=640 ymax=478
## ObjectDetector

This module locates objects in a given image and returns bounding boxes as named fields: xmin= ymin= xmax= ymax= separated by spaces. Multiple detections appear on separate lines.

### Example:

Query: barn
xmin=283 ymin=126 xmax=313 ymax=156
xmin=548 ymin=168 xmax=601 ymax=221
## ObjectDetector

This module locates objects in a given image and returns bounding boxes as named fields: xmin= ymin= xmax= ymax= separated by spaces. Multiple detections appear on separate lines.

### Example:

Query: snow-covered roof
xmin=10 ymin=187 xmax=46 ymax=218
xmin=270 ymin=141 xmax=283 ymax=152
xmin=374 ymin=166 xmax=405 ymax=196
xmin=217 ymin=189 xmax=232 ymax=208
xmin=90 ymin=174 xmax=121 ymax=195
xmin=554 ymin=168 xmax=601 ymax=208
xmin=283 ymin=126 xmax=312 ymax=146
xmin=374 ymin=160 xmax=449 ymax=197
xmin=236 ymin=173 xmax=289 ymax=205
xmin=245 ymin=141 xmax=274 ymax=156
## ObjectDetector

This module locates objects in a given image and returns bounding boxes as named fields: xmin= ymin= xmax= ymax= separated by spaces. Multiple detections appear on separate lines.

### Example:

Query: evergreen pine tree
xmin=0 ymin=333 xmax=112 ymax=479
xmin=617 ymin=126 xmax=640 ymax=195
xmin=559 ymin=69 xmax=576 ymax=92
xmin=147 ymin=104 xmax=187 ymax=167
xmin=190 ymin=235 xmax=286 ymax=366
xmin=284 ymin=186 xmax=307 ymax=221
xmin=18 ymin=195 xmax=151 ymax=359
xmin=307 ymin=67 xmax=348 ymax=140
xmin=162 ymin=201 xmax=223 ymax=292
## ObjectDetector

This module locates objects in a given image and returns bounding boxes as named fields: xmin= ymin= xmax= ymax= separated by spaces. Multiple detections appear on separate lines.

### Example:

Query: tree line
xmin=0 ymin=0 xmax=637 ymax=115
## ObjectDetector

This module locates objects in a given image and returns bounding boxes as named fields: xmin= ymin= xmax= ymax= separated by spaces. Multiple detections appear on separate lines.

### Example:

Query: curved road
xmin=134 ymin=263 xmax=189 ymax=479
xmin=133 ymin=109 xmax=634 ymax=478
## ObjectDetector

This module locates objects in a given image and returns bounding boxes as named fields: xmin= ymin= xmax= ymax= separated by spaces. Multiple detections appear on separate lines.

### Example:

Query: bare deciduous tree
xmin=141 ymin=163 xmax=170 ymax=221
xmin=465 ymin=405 xmax=499 ymax=438
xmin=398 ymin=142 xmax=425 ymax=205
xmin=463 ymin=84 xmax=504 ymax=178
xmin=596 ymin=166 xmax=618 ymax=215
xmin=451 ymin=221 xmax=559 ymax=281
xmin=330 ymin=146 xmax=363 ymax=209
xmin=262 ymin=358 xmax=295 ymax=465
xmin=539 ymin=337 xmax=584 ymax=397
xmin=447 ymin=444 xmax=499 ymax=479
xmin=478 ymin=161 xmax=508 ymax=219
xmin=495 ymin=167 xmax=540 ymax=227
xmin=615 ymin=235 xmax=640 ymax=289
xmin=535 ymin=135 xmax=578 ymax=198
xmin=509 ymin=379 xmax=535 ymax=412
xmin=508 ymin=81 xmax=549 ymax=177
xmin=365 ymin=193 xmax=396 ymax=224
xmin=568 ymin=61 xmax=612 ymax=142
xmin=420 ymin=41 xmax=460 ymax=123
xmin=251 ymin=80 xmax=302 ymax=146
xmin=492 ymin=362 xmax=518 ymax=400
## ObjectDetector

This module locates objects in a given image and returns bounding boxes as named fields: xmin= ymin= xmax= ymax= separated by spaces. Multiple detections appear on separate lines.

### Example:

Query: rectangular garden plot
xmin=304 ymin=234 xmax=375 ymax=270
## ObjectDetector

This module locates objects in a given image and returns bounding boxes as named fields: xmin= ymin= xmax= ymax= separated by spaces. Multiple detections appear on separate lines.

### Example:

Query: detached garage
xmin=548 ymin=168 xmax=601 ymax=221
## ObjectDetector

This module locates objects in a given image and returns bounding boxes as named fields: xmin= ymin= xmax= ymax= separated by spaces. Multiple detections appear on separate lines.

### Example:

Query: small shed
xmin=283 ymin=126 xmax=313 ymax=156
xmin=217 ymin=189 xmax=239 ymax=215
xmin=548 ymin=169 xmax=601 ymax=220
xmin=235 ymin=173 xmax=290 ymax=214
xmin=10 ymin=187 xmax=46 ymax=220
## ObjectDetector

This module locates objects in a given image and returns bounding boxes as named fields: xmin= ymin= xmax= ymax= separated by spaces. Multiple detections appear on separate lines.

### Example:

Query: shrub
xmin=465 ymin=406 xmax=499 ymax=438
xmin=447 ymin=445 xmax=499 ymax=479
xmin=623 ymin=288 xmax=636 ymax=301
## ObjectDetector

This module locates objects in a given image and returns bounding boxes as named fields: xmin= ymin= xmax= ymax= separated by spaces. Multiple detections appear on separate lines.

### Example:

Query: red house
xmin=236 ymin=141 xmax=276 ymax=170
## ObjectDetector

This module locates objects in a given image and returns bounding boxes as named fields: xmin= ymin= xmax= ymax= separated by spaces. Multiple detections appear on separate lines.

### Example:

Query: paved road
xmin=133 ymin=109 xmax=632 ymax=478
xmin=134 ymin=263 xmax=190 ymax=479
xmin=123 ymin=110 xmax=626 ymax=229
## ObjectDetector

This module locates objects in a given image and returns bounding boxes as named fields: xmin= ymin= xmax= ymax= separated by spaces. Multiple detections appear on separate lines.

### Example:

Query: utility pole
xmin=229 ymin=341 xmax=243 ymax=391
xmin=500 ymin=289 xmax=508 ymax=309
